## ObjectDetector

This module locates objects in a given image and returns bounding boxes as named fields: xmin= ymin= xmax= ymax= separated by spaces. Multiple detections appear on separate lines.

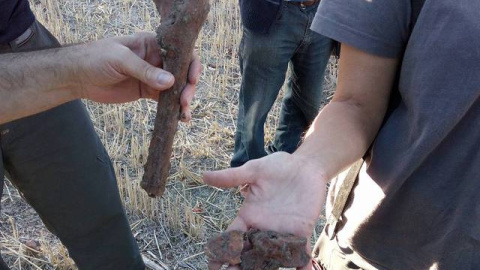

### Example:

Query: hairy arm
xmin=0 ymin=47 xmax=82 ymax=123
xmin=0 ymin=32 xmax=203 ymax=124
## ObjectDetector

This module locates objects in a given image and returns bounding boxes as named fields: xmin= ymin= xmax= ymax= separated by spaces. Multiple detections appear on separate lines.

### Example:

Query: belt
xmin=0 ymin=25 xmax=34 ymax=51
xmin=286 ymin=0 xmax=319 ymax=7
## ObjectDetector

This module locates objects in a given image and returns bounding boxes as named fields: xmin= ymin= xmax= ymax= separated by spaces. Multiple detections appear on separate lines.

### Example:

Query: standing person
xmin=205 ymin=0 xmax=480 ymax=269
xmin=231 ymin=0 xmax=333 ymax=167
xmin=0 ymin=1 xmax=202 ymax=269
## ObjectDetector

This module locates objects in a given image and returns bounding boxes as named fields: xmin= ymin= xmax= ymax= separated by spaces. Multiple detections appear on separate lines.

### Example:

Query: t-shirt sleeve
xmin=312 ymin=0 xmax=411 ymax=58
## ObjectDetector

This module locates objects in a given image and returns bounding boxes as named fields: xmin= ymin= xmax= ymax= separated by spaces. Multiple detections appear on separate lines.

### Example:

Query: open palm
xmin=203 ymin=152 xmax=328 ymax=270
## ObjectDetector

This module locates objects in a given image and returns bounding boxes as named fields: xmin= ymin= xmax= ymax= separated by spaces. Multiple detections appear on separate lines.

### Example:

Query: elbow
xmin=328 ymin=95 xmax=389 ymax=144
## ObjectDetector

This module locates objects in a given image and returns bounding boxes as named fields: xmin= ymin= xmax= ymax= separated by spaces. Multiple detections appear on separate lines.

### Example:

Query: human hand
xmin=76 ymin=32 xmax=202 ymax=122
xmin=203 ymin=152 xmax=328 ymax=270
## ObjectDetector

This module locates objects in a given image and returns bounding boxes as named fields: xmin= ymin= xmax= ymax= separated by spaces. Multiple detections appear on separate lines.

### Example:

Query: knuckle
xmin=116 ymin=45 xmax=131 ymax=59
xmin=180 ymin=98 xmax=189 ymax=107
xmin=131 ymin=32 xmax=142 ymax=39
xmin=243 ymin=160 xmax=257 ymax=172
xmin=143 ymin=65 xmax=156 ymax=81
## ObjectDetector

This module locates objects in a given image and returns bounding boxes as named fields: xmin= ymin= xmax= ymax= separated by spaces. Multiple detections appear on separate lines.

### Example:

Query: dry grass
xmin=0 ymin=0 xmax=337 ymax=269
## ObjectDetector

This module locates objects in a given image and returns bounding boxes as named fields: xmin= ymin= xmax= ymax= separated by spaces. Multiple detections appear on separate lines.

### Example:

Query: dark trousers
xmin=231 ymin=1 xmax=333 ymax=167
xmin=0 ymin=21 xmax=145 ymax=270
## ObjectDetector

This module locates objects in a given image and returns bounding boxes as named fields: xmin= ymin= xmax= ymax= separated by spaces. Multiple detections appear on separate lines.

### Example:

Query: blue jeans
xmin=231 ymin=1 xmax=333 ymax=167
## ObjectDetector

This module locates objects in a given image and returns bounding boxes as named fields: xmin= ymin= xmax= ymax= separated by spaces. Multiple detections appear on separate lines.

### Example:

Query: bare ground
xmin=0 ymin=0 xmax=337 ymax=269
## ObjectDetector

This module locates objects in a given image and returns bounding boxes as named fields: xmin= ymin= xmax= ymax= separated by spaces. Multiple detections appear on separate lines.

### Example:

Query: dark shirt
xmin=313 ymin=0 xmax=480 ymax=269
xmin=0 ymin=0 xmax=35 ymax=44
xmin=239 ymin=0 xmax=281 ymax=33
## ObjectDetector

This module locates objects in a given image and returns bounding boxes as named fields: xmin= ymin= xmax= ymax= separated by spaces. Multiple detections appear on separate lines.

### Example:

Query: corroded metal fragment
xmin=141 ymin=0 xmax=210 ymax=197
xmin=205 ymin=229 xmax=310 ymax=269
xmin=205 ymin=230 xmax=245 ymax=265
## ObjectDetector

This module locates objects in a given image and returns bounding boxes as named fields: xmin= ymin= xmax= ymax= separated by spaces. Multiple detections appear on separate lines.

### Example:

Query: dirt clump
xmin=205 ymin=229 xmax=310 ymax=270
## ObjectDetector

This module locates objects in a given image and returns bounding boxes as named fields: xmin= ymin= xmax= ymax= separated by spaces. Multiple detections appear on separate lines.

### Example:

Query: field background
xmin=0 ymin=0 xmax=337 ymax=268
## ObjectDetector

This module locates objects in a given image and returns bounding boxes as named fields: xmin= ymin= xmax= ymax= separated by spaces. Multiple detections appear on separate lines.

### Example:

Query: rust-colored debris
xmin=205 ymin=229 xmax=311 ymax=270
xmin=141 ymin=0 xmax=210 ymax=197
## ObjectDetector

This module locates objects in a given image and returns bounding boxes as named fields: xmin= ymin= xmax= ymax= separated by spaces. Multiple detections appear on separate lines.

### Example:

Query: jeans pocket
xmin=15 ymin=26 xmax=35 ymax=49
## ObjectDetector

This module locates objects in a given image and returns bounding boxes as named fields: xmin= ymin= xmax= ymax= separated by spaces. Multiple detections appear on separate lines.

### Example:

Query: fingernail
xmin=181 ymin=111 xmax=191 ymax=122
xmin=158 ymin=72 xmax=173 ymax=85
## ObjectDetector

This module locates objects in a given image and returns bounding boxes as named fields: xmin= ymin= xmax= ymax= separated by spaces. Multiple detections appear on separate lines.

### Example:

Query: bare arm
xmin=204 ymin=44 xmax=399 ymax=270
xmin=0 ymin=47 xmax=82 ymax=123
xmin=0 ymin=32 xmax=202 ymax=124
xmin=295 ymin=44 xmax=399 ymax=180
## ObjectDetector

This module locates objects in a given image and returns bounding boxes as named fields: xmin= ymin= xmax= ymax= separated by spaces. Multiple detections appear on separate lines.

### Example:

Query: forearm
xmin=294 ymin=44 xmax=399 ymax=181
xmin=0 ymin=46 xmax=83 ymax=124
xmin=295 ymin=100 xmax=385 ymax=181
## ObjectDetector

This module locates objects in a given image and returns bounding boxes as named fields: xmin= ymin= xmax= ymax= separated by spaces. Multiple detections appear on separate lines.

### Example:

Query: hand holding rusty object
xmin=141 ymin=0 xmax=210 ymax=197
xmin=205 ymin=229 xmax=311 ymax=270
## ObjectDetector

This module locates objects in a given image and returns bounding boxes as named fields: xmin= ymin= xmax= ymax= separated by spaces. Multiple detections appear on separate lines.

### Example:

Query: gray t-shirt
xmin=312 ymin=0 xmax=480 ymax=269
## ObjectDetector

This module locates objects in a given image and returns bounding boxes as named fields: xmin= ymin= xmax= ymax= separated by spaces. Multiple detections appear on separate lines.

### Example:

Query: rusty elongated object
xmin=141 ymin=0 xmax=210 ymax=197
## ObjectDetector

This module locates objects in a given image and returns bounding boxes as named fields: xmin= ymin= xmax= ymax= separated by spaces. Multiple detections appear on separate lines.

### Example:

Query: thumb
xmin=226 ymin=216 xmax=249 ymax=232
xmin=298 ymin=241 xmax=314 ymax=270
xmin=298 ymin=260 xmax=314 ymax=270
xmin=122 ymin=50 xmax=174 ymax=90
xmin=203 ymin=164 xmax=256 ymax=189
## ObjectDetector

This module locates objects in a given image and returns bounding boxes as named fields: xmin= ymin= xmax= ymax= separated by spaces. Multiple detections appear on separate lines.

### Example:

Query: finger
xmin=226 ymin=216 xmax=249 ymax=232
xmin=115 ymin=32 xmax=156 ymax=51
xmin=180 ymin=109 xmax=191 ymax=123
xmin=133 ymin=31 xmax=156 ymax=42
xmin=227 ymin=215 xmax=252 ymax=251
xmin=226 ymin=266 xmax=241 ymax=270
xmin=206 ymin=218 xmax=247 ymax=270
xmin=298 ymin=260 xmax=313 ymax=270
xmin=121 ymin=49 xmax=174 ymax=90
xmin=208 ymin=261 xmax=223 ymax=270
xmin=188 ymin=52 xmax=203 ymax=84
xmin=145 ymin=39 xmax=162 ymax=67
xmin=298 ymin=240 xmax=313 ymax=270
xmin=180 ymin=83 xmax=196 ymax=108
xmin=203 ymin=163 xmax=257 ymax=189
xmin=298 ymin=257 xmax=314 ymax=270
xmin=180 ymin=83 xmax=196 ymax=122
xmin=142 ymin=33 xmax=162 ymax=67
xmin=119 ymin=33 xmax=162 ymax=67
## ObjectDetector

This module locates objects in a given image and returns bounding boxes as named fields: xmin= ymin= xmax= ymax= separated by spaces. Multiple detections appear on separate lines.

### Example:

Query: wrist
xmin=291 ymin=149 xmax=329 ymax=183
xmin=61 ymin=44 xmax=88 ymax=100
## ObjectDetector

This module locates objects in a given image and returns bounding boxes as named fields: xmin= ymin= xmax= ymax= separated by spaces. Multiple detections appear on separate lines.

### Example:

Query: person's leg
xmin=0 ymin=21 xmax=144 ymax=270
xmin=231 ymin=3 xmax=303 ymax=167
xmin=271 ymin=3 xmax=333 ymax=153
xmin=3 ymin=101 xmax=143 ymax=270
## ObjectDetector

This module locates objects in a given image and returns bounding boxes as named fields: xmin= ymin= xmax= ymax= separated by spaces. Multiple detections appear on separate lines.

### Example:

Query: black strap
xmin=324 ymin=0 xmax=426 ymax=240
